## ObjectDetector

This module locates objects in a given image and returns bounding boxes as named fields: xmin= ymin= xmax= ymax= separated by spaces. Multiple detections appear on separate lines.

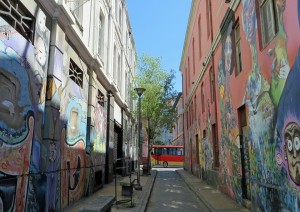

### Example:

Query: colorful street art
xmin=0 ymin=7 xmax=51 ymax=210
xmin=183 ymin=0 xmax=300 ymax=210
xmin=0 ymin=6 xmax=108 ymax=211
xmin=217 ymin=21 xmax=242 ymax=201
xmin=201 ymin=112 xmax=213 ymax=174
xmin=91 ymin=101 xmax=107 ymax=184
xmin=241 ymin=0 xmax=299 ymax=210
xmin=60 ymin=45 xmax=89 ymax=207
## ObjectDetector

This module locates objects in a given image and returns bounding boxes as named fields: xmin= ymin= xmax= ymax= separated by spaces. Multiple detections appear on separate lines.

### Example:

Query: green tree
xmin=133 ymin=54 xmax=178 ymax=171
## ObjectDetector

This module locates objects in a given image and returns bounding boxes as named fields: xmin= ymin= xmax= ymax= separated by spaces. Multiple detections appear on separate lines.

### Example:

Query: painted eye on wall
xmin=288 ymin=139 xmax=293 ymax=152
xmin=294 ymin=136 xmax=300 ymax=151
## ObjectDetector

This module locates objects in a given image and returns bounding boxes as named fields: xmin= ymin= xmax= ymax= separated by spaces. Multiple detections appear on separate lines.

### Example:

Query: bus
xmin=151 ymin=145 xmax=184 ymax=168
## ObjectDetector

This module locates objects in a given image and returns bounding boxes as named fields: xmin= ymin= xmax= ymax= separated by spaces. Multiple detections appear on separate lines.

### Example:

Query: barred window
xmin=0 ymin=0 xmax=35 ymax=42
xmin=97 ymin=90 xmax=105 ymax=107
xmin=69 ymin=59 xmax=83 ymax=88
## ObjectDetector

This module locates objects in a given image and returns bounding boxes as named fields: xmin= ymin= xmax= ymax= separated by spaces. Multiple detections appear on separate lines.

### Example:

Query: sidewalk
xmin=176 ymin=169 xmax=250 ymax=212
xmin=64 ymin=169 xmax=157 ymax=212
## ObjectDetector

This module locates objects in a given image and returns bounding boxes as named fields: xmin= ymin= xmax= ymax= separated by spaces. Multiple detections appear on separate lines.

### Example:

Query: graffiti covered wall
xmin=0 ymin=6 xmax=109 ymax=211
xmin=214 ymin=0 xmax=300 ymax=210
xmin=0 ymin=8 xmax=51 ymax=210
xmin=217 ymin=20 xmax=243 ymax=201
xmin=241 ymin=0 xmax=300 ymax=210
xmin=60 ymin=43 xmax=90 ymax=207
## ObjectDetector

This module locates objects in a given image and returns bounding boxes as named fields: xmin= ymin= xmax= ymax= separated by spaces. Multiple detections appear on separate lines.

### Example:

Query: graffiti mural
xmin=60 ymin=51 xmax=88 ymax=207
xmin=217 ymin=20 xmax=242 ymax=201
xmin=0 ymin=7 xmax=51 ymax=211
xmin=241 ymin=0 xmax=300 ymax=210
xmin=90 ymin=100 xmax=107 ymax=186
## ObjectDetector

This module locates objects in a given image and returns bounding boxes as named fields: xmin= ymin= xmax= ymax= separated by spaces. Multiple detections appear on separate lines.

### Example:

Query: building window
xmin=193 ymin=38 xmax=195 ymax=75
xmin=118 ymin=54 xmax=121 ymax=90
xmin=210 ymin=68 xmax=215 ymax=103
xmin=67 ymin=0 xmax=83 ymax=27
xmin=98 ymin=12 xmax=104 ymax=57
xmin=201 ymin=83 xmax=205 ymax=113
xmin=119 ymin=8 xmax=122 ymax=26
xmin=0 ymin=0 xmax=35 ymax=42
xmin=234 ymin=22 xmax=242 ymax=74
xmin=190 ymin=106 xmax=192 ymax=127
xmin=69 ymin=59 xmax=83 ymax=88
xmin=258 ymin=0 xmax=277 ymax=47
xmin=198 ymin=15 xmax=202 ymax=59
xmin=113 ymin=45 xmax=117 ymax=79
xmin=194 ymin=95 xmax=197 ymax=121
xmin=206 ymin=0 xmax=211 ymax=38
xmin=97 ymin=90 xmax=105 ymax=107
xmin=191 ymin=101 xmax=194 ymax=124
xmin=188 ymin=57 xmax=191 ymax=86
xmin=186 ymin=111 xmax=189 ymax=130
xmin=185 ymin=67 xmax=188 ymax=96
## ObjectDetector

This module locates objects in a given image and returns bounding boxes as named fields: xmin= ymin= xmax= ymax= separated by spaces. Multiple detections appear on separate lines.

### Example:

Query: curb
xmin=134 ymin=170 xmax=157 ymax=212
xmin=176 ymin=169 xmax=249 ymax=212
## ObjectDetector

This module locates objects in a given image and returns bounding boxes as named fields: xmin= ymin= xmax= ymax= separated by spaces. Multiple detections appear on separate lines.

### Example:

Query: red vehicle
xmin=151 ymin=145 xmax=184 ymax=168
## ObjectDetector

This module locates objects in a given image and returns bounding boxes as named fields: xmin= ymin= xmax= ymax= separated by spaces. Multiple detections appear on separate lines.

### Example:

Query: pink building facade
xmin=181 ymin=0 xmax=300 ymax=210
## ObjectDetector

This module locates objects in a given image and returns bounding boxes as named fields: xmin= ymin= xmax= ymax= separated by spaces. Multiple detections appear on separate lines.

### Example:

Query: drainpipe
xmin=209 ymin=0 xmax=220 ymax=168
xmin=105 ymin=91 xmax=111 ymax=183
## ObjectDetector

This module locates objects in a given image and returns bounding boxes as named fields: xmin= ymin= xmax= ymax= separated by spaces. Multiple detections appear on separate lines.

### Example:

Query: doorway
xmin=238 ymin=105 xmax=251 ymax=200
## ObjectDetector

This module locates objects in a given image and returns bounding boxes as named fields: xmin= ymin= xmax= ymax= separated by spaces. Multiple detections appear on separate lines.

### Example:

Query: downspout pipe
xmin=209 ymin=0 xmax=220 ymax=168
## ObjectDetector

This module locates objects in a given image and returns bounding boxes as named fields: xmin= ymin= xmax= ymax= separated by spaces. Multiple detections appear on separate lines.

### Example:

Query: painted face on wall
xmin=285 ymin=122 xmax=300 ymax=185
xmin=242 ymin=0 xmax=256 ymax=43
xmin=225 ymin=36 xmax=232 ymax=73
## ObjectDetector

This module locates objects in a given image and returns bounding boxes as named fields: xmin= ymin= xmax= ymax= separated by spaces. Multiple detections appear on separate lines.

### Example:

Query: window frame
xmin=69 ymin=59 xmax=83 ymax=88
xmin=209 ymin=67 xmax=215 ymax=103
xmin=233 ymin=20 xmax=243 ymax=75
xmin=206 ymin=0 xmax=211 ymax=38
xmin=257 ymin=0 xmax=278 ymax=48
xmin=0 ymin=0 xmax=35 ymax=42
xmin=201 ymin=83 xmax=205 ymax=113
xmin=97 ymin=90 xmax=105 ymax=107
xmin=192 ymin=37 xmax=196 ymax=75
xmin=198 ymin=15 xmax=202 ymax=59
xmin=98 ymin=12 xmax=104 ymax=57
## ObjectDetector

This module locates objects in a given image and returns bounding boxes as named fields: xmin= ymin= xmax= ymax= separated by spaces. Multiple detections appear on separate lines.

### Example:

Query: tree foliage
xmin=133 ymin=54 xmax=178 ymax=142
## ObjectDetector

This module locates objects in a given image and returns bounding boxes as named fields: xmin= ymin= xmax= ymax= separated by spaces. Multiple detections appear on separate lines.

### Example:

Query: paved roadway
xmin=146 ymin=167 xmax=209 ymax=212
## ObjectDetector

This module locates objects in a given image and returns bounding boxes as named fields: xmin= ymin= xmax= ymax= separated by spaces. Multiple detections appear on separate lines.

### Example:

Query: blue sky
xmin=126 ymin=0 xmax=192 ymax=92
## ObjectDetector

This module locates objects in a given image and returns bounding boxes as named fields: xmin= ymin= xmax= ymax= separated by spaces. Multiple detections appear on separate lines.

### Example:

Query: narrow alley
xmin=147 ymin=168 xmax=209 ymax=212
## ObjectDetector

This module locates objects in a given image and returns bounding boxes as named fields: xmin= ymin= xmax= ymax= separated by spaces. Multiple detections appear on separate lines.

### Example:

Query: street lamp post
xmin=135 ymin=87 xmax=145 ymax=190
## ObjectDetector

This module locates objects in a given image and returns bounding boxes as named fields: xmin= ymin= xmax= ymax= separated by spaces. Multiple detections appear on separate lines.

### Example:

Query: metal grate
xmin=69 ymin=59 xmax=83 ymax=88
xmin=0 ymin=0 xmax=35 ymax=42
xmin=97 ymin=89 xmax=105 ymax=107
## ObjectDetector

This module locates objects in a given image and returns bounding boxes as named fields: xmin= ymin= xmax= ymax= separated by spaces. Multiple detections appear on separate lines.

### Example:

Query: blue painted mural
xmin=0 ymin=5 xmax=108 ymax=211
xmin=0 ymin=8 xmax=50 ymax=211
